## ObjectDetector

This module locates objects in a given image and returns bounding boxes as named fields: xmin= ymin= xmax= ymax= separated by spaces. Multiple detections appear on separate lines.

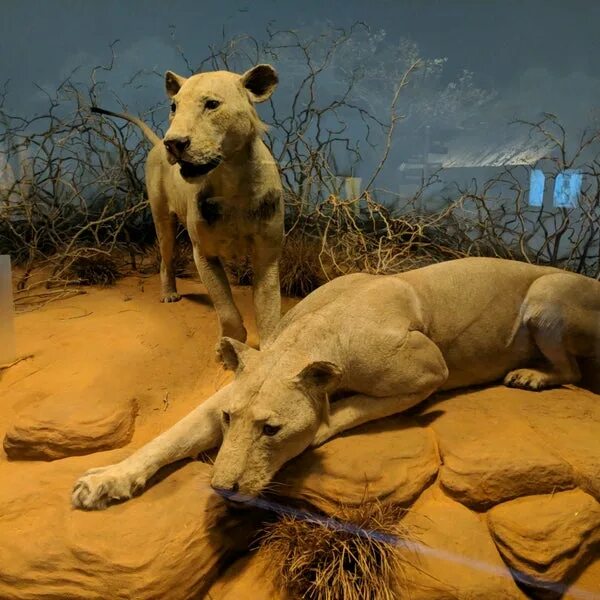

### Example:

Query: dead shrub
xmin=224 ymin=256 xmax=254 ymax=287
xmin=223 ymin=232 xmax=328 ymax=297
xmin=279 ymin=232 xmax=329 ymax=297
xmin=257 ymin=499 xmax=418 ymax=600
xmin=66 ymin=254 xmax=120 ymax=286
xmin=141 ymin=236 xmax=195 ymax=278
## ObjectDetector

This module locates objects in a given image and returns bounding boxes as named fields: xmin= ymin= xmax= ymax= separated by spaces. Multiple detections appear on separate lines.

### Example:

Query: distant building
xmin=394 ymin=124 xmax=600 ymax=268
xmin=396 ymin=126 xmax=585 ymax=211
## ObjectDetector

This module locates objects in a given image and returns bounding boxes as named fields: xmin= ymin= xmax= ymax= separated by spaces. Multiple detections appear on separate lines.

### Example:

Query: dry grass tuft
xmin=223 ymin=256 xmax=254 ymax=287
xmin=257 ymin=499 xmax=418 ymax=600
xmin=224 ymin=232 xmax=328 ymax=297
xmin=67 ymin=255 xmax=120 ymax=286
xmin=279 ymin=232 xmax=329 ymax=297
xmin=143 ymin=238 xmax=195 ymax=278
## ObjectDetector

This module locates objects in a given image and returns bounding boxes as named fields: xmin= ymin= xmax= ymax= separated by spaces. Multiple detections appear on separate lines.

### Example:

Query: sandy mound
xmin=1 ymin=275 xmax=598 ymax=599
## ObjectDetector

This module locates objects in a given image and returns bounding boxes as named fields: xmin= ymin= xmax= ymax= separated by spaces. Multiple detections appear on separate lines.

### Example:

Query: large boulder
xmin=206 ymin=552 xmax=287 ymax=600
xmin=396 ymin=488 xmax=527 ymax=599
xmin=513 ymin=386 xmax=600 ymax=502
xmin=488 ymin=489 xmax=600 ymax=593
xmin=565 ymin=559 xmax=600 ymax=599
xmin=422 ymin=386 xmax=581 ymax=508
xmin=276 ymin=415 xmax=439 ymax=513
xmin=0 ymin=457 xmax=259 ymax=600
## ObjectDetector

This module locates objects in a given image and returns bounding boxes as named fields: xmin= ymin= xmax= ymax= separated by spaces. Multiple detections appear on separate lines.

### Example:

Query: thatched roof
xmin=441 ymin=131 xmax=556 ymax=168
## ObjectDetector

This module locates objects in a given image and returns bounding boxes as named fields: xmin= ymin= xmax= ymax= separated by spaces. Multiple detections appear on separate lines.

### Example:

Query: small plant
xmin=258 ymin=499 xmax=417 ymax=600
xmin=67 ymin=254 xmax=120 ymax=286
xmin=144 ymin=236 xmax=195 ymax=279
xmin=279 ymin=232 xmax=329 ymax=297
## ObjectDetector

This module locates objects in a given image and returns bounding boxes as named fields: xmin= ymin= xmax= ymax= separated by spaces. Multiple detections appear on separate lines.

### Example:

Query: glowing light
xmin=528 ymin=169 xmax=545 ymax=207
xmin=553 ymin=170 xmax=582 ymax=208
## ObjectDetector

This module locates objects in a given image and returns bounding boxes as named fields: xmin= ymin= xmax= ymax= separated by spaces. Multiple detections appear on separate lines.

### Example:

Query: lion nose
xmin=211 ymin=481 xmax=239 ymax=496
xmin=164 ymin=136 xmax=190 ymax=158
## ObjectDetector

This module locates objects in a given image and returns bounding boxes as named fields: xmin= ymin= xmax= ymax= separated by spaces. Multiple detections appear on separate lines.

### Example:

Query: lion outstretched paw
xmin=71 ymin=465 xmax=145 ymax=511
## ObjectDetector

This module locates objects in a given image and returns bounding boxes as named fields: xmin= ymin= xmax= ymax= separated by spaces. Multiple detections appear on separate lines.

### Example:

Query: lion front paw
xmin=160 ymin=291 xmax=181 ymax=303
xmin=71 ymin=465 xmax=145 ymax=511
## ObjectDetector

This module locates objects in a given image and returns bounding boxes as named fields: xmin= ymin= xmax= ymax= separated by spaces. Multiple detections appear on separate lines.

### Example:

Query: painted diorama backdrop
xmin=0 ymin=1 xmax=599 ymax=599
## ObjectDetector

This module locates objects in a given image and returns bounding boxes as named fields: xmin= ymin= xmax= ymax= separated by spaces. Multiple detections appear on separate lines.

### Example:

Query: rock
xmin=397 ymin=487 xmax=526 ymax=599
xmin=207 ymin=552 xmax=288 ymax=600
xmin=0 ymin=458 xmax=260 ymax=600
xmin=488 ymin=489 xmax=600 ymax=594
xmin=276 ymin=415 xmax=439 ymax=513
xmin=513 ymin=386 xmax=600 ymax=502
xmin=3 ymin=393 xmax=137 ymax=460
xmin=421 ymin=386 xmax=577 ymax=508
xmin=3 ymin=280 xmax=600 ymax=599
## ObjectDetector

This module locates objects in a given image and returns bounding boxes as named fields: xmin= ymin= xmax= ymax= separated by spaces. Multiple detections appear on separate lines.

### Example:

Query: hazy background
xmin=1 ymin=0 xmax=599 ymax=191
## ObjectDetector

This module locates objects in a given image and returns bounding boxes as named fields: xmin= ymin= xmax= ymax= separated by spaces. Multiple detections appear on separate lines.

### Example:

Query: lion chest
xmin=187 ymin=190 xmax=280 ymax=260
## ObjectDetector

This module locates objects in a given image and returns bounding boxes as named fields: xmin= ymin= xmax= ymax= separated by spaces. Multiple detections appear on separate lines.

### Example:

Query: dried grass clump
xmin=279 ymin=232 xmax=328 ymax=297
xmin=67 ymin=255 xmax=121 ymax=286
xmin=224 ymin=232 xmax=328 ymax=296
xmin=258 ymin=500 xmax=416 ymax=600
xmin=224 ymin=256 xmax=254 ymax=286
xmin=144 ymin=238 xmax=195 ymax=278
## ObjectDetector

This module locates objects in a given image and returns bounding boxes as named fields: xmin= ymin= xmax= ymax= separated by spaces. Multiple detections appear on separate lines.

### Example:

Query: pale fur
xmin=94 ymin=65 xmax=284 ymax=347
xmin=72 ymin=257 xmax=600 ymax=510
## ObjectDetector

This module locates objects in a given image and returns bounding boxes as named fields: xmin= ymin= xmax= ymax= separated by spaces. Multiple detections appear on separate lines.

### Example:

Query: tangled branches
xmin=1 ymin=27 xmax=599 ymax=311
xmin=0 ymin=48 xmax=157 ymax=307
xmin=434 ymin=116 xmax=600 ymax=277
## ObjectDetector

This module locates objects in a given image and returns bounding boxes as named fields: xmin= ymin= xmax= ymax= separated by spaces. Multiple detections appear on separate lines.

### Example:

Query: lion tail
xmin=90 ymin=106 xmax=162 ymax=147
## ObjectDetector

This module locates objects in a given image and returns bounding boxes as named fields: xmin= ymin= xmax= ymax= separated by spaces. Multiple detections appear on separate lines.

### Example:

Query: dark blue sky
xmin=2 ymin=0 xmax=599 ymax=106
xmin=2 ymin=0 xmax=599 ymax=185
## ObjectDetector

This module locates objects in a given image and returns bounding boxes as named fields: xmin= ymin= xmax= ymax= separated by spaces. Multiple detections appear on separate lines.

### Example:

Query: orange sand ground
xmin=3 ymin=275 xmax=297 ymax=448
xmin=0 ymin=275 xmax=598 ymax=599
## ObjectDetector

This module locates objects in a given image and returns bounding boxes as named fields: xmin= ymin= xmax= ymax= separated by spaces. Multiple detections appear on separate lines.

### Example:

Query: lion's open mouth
xmin=178 ymin=159 xmax=221 ymax=179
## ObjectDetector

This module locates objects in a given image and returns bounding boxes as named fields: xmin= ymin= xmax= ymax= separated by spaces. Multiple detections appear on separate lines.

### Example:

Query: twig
xmin=59 ymin=309 xmax=93 ymax=320
xmin=0 ymin=354 xmax=34 ymax=371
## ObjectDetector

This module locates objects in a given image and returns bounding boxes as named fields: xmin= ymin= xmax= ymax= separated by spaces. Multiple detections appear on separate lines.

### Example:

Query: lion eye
xmin=170 ymin=102 xmax=176 ymax=114
xmin=205 ymin=99 xmax=221 ymax=110
xmin=222 ymin=411 xmax=230 ymax=425
xmin=263 ymin=424 xmax=281 ymax=437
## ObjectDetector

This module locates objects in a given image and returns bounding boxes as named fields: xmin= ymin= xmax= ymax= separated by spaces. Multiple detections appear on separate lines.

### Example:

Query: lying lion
xmin=92 ymin=64 xmax=283 ymax=347
xmin=72 ymin=257 xmax=600 ymax=510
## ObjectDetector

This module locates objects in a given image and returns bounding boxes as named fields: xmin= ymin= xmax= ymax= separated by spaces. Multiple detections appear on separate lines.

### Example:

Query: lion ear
xmin=240 ymin=64 xmax=278 ymax=103
xmin=165 ymin=71 xmax=187 ymax=98
xmin=218 ymin=337 xmax=259 ymax=373
xmin=294 ymin=361 xmax=342 ymax=394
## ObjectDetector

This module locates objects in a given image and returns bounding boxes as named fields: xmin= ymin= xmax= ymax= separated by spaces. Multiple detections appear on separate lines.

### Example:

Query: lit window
xmin=528 ymin=169 xmax=545 ymax=207
xmin=553 ymin=170 xmax=582 ymax=208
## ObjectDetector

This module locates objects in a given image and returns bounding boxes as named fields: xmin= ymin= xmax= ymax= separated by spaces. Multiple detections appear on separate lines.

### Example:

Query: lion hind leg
xmin=505 ymin=273 xmax=600 ymax=391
